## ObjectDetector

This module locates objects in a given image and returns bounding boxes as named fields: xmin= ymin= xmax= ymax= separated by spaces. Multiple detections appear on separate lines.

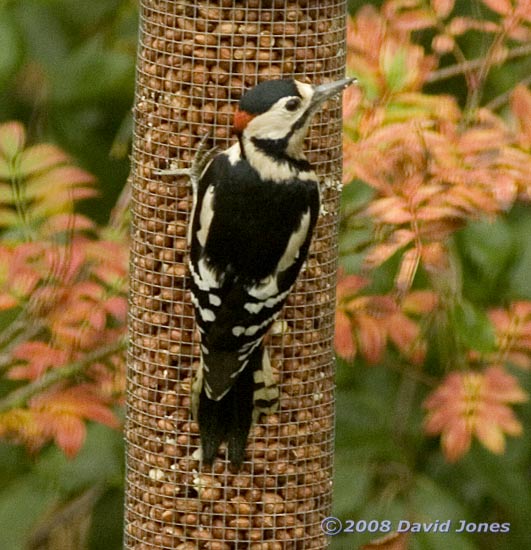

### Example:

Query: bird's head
xmin=234 ymin=77 xmax=356 ymax=160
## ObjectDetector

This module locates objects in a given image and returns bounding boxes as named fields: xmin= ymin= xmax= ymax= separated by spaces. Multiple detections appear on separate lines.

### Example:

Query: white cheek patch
xmin=245 ymin=91 xmax=312 ymax=141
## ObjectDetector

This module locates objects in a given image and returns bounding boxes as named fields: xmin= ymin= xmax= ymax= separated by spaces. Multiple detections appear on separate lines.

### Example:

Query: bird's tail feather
xmin=194 ymin=347 xmax=279 ymax=467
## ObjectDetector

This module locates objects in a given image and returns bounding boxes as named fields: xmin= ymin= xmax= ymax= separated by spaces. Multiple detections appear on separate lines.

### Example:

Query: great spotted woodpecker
xmin=160 ymin=77 xmax=355 ymax=467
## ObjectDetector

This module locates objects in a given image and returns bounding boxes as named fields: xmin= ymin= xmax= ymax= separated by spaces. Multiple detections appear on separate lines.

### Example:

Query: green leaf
xmin=0 ymin=183 xmax=14 ymax=204
xmin=17 ymin=144 xmax=70 ymax=177
xmin=0 ymin=157 xmax=11 ymax=179
xmin=458 ymin=218 xmax=517 ymax=303
xmin=453 ymin=300 xmax=496 ymax=353
xmin=0 ymin=122 xmax=25 ymax=161
xmin=341 ymin=179 xmax=374 ymax=216
xmin=381 ymin=47 xmax=408 ymax=93
xmin=0 ymin=208 xmax=20 ymax=227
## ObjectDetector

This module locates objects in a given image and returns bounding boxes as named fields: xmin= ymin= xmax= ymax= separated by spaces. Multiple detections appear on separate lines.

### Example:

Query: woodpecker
xmin=160 ymin=77 xmax=355 ymax=467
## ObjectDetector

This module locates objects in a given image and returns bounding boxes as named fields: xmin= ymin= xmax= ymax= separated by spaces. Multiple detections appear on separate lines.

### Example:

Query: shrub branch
xmin=0 ymin=337 xmax=127 ymax=413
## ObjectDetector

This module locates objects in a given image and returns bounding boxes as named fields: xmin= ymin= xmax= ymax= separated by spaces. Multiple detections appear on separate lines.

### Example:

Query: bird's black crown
xmin=239 ymin=79 xmax=301 ymax=114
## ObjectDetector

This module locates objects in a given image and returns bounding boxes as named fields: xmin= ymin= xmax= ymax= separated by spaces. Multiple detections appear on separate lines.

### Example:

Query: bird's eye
xmin=285 ymin=98 xmax=301 ymax=112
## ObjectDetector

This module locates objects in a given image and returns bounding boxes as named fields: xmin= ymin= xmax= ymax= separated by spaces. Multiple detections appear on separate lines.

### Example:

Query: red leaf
xmin=395 ymin=248 xmax=420 ymax=293
xmin=387 ymin=313 xmax=424 ymax=363
xmin=335 ymin=310 xmax=356 ymax=361
xmin=441 ymin=417 xmax=471 ymax=462
xmin=31 ymin=384 xmax=121 ymax=459
xmin=415 ymin=205 xmax=467 ymax=221
xmin=513 ymin=301 xmax=531 ymax=319
xmin=365 ymin=197 xmax=412 ymax=224
xmin=364 ymin=229 xmax=415 ymax=268
xmin=42 ymin=213 xmax=96 ymax=235
xmin=481 ymin=0 xmax=512 ymax=15
xmin=0 ymin=293 xmax=18 ymax=310
xmin=511 ymin=85 xmax=531 ymax=144
xmin=103 ymin=296 xmax=128 ymax=321
xmin=46 ymin=413 xmax=86 ymax=459
xmin=431 ymin=0 xmax=455 ymax=18
xmin=357 ymin=313 xmax=386 ymax=364
xmin=391 ymin=10 xmax=437 ymax=32
xmin=421 ymin=242 xmax=448 ymax=272
xmin=9 ymin=342 xmax=69 ymax=380
xmin=336 ymin=270 xmax=368 ymax=300
xmin=402 ymin=290 xmax=438 ymax=314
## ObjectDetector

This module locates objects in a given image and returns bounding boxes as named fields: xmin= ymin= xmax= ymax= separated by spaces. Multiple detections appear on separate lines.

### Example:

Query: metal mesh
xmin=126 ymin=1 xmax=347 ymax=548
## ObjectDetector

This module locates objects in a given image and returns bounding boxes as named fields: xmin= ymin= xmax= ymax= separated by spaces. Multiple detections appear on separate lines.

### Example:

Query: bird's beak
xmin=310 ymin=77 xmax=357 ymax=110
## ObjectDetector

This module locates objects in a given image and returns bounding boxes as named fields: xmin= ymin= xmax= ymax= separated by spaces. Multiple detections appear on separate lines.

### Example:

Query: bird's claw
xmin=154 ymin=131 xmax=218 ymax=181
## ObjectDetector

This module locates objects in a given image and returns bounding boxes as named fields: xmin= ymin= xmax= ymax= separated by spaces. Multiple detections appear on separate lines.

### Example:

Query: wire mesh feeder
xmin=126 ymin=1 xmax=347 ymax=548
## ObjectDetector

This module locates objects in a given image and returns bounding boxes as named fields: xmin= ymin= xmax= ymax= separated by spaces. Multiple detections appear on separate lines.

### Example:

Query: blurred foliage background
xmin=0 ymin=1 xmax=530 ymax=550
xmin=0 ymin=1 xmax=136 ymax=549
xmin=0 ymin=0 xmax=136 ymax=223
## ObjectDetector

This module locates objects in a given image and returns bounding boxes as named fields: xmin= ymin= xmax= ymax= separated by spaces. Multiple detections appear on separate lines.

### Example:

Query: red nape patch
xmin=233 ymin=109 xmax=255 ymax=133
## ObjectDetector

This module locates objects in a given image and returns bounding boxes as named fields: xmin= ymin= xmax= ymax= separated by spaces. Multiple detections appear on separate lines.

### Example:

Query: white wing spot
xmin=265 ymin=287 xmax=291 ymax=308
xmin=245 ymin=325 xmax=260 ymax=337
xmin=190 ymin=262 xmax=211 ymax=292
xmin=244 ymin=313 xmax=281 ymax=337
xmin=209 ymin=293 xmax=221 ymax=307
xmin=277 ymin=209 xmax=310 ymax=272
xmin=196 ymin=186 xmax=215 ymax=247
xmin=198 ymin=258 xmax=221 ymax=289
xmin=200 ymin=308 xmax=216 ymax=322
xmin=247 ymin=275 xmax=278 ymax=300
xmin=232 ymin=326 xmax=245 ymax=337
xmin=244 ymin=301 xmax=264 ymax=314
